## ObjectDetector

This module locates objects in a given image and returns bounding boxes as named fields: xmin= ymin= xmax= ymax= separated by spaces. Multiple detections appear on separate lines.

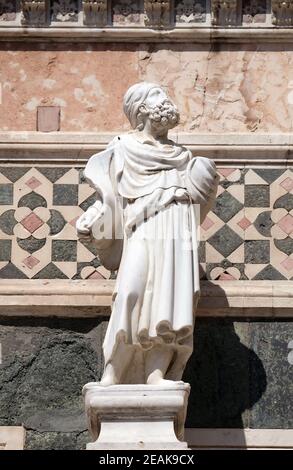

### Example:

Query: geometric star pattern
xmin=0 ymin=164 xmax=292 ymax=281
xmin=202 ymin=166 xmax=293 ymax=280
xmin=0 ymin=166 xmax=111 ymax=280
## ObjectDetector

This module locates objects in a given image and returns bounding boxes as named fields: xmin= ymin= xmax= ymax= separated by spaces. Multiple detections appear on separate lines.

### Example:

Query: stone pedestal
xmin=82 ymin=382 xmax=190 ymax=450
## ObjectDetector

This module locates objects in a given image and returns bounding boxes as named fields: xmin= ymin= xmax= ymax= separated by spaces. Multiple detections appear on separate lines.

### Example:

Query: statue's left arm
xmin=185 ymin=156 xmax=219 ymax=223
xmin=76 ymin=137 xmax=123 ymax=271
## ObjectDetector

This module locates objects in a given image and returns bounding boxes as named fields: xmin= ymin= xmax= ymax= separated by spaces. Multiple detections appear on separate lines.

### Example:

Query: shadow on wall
xmin=183 ymin=283 xmax=267 ymax=436
xmin=0 ymin=316 xmax=109 ymax=450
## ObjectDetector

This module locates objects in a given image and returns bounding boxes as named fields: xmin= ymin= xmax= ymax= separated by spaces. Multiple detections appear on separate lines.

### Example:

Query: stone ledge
xmin=0 ymin=280 xmax=292 ymax=317
xmin=0 ymin=132 xmax=292 ymax=162
xmin=185 ymin=428 xmax=293 ymax=449
xmin=1 ymin=27 xmax=293 ymax=43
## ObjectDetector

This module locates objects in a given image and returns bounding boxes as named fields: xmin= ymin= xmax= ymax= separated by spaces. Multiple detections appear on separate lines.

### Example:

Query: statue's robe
xmin=84 ymin=133 xmax=218 ymax=383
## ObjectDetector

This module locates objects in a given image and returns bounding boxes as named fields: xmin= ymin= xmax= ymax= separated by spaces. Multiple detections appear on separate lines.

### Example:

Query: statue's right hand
xmin=76 ymin=205 xmax=101 ymax=237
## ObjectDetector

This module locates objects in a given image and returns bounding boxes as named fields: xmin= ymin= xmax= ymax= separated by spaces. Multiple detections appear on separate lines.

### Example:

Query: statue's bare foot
xmin=146 ymin=375 xmax=184 ymax=386
xmin=98 ymin=376 xmax=116 ymax=386
xmin=98 ymin=363 xmax=119 ymax=386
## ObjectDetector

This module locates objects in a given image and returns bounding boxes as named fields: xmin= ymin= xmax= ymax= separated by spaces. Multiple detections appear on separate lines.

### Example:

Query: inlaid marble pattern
xmin=0 ymin=165 xmax=108 ymax=280
xmin=201 ymin=166 xmax=293 ymax=281
xmin=0 ymin=164 xmax=292 ymax=280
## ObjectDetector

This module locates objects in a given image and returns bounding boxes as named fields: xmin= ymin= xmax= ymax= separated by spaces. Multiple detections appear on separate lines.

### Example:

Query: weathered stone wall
xmin=0 ymin=317 xmax=292 ymax=449
xmin=0 ymin=43 xmax=293 ymax=133
xmin=0 ymin=316 xmax=108 ymax=449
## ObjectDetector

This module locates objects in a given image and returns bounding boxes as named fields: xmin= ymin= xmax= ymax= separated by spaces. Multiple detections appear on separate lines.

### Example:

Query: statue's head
xmin=123 ymin=82 xmax=180 ymax=132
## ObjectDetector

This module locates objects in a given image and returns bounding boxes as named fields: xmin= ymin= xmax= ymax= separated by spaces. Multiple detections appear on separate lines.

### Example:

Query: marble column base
xmin=82 ymin=382 xmax=190 ymax=450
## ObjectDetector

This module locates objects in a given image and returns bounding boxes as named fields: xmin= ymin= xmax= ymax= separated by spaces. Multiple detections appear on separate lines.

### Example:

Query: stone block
xmin=249 ymin=321 xmax=293 ymax=428
xmin=37 ymin=106 xmax=60 ymax=132
xmin=0 ymin=184 xmax=13 ymax=205
xmin=0 ymin=426 xmax=25 ymax=450
xmin=0 ymin=240 xmax=11 ymax=262
xmin=53 ymin=184 xmax=78 ymax=206
xmin=52 ymin=240 xmax=77 ymax=262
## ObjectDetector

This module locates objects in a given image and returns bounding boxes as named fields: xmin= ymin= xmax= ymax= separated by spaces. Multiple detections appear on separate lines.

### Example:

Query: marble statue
xmin=76 ymin=82 xmax=219 ymax=387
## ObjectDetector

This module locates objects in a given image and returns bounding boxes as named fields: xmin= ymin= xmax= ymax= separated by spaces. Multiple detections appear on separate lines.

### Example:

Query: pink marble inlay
xmin=281 ymin=257 xmax=293 ymax=271
xmin=280 ymin=177 xmax=293 ymax=192
xmin=218 ymin=272 xmax=236 ymax=280
xmin=87 ymin=270 xmax=105 ymax=279
xmin=25 ymin=176 xmax=42 ymax=190
xmin=277 ymin=214 xmax=293 ymax=235
xmin=69 ymin=216 xmax=79 ymax=228
xmin=217 ymin=168 xmax=236 ymax=178
xmin=237 ymin=216 xmax=252 ymax=230
xmin=201 ymin=216 xmax=215 ymax=231
xmin=23 ymin=255 xmax=40 ymax=269
xmin=21 ymin=212 xmax=44 ymax=233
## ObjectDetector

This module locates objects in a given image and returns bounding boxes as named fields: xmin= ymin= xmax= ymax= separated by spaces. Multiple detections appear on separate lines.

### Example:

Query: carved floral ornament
xmin=51 ymin=0 xmax=78 ymax=22
xmin=0 ymin=0 xmax=16 ymax=21
xmin=0 ymin=0 xmax=292 ymax=27
xmin=113 ymin=0 xmax=139 ymax=17
xmin=272 ymin=0 xmax=293 ymax=25
xmin=175 ymin=0 xmax=206 ymax=23
xmin=242 ymin=0 xmax=266 ymax=23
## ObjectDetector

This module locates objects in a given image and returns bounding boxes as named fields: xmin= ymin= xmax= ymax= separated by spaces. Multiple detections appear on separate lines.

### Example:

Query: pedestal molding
xmin=83 ymin=382 xmax=190 ymax=449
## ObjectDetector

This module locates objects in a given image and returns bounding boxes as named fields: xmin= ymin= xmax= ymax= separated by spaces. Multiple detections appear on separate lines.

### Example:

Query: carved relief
xmin=113 ymin=0 xmax=141 ymax=24
xmin=1 ymin=0 xmax=293 ymax=32
xmin=211 ymin=0 xmax=238 ymax=26
xmin=175 ymin=0 xmax=206 ymax=23
xmin=51 ymin=0 xmax=78 ymax=22
xmin=144 ymin=0 xmax=171 ymax=28
xmin=242 ymin=0 xmax=266 ymax=23
xmin=21 ymin=0 xmax=47 ymax=25
xmin=0 ymin=0 xmax=16 ymax=21
xmin=83 ymin=0 xmax=108 ymax=26
xmin=272 ymin=0 xmax=293 ymax=26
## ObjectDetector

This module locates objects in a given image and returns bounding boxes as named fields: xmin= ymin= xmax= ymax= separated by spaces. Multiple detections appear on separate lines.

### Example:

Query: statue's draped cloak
xmin=84 ymin=134 xmax=218 ymax=383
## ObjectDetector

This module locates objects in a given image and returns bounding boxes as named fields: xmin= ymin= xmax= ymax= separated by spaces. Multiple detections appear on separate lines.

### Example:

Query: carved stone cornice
xmin=211 ymin=0 xmax=238 ymax=26
xmin=21 ymin=0 xmax=47 ymax=26
xmin=144 ymin=0 xmax=171 ymax=28
xmin=0 ymin=0 xmax=292 ymax=41
xmin=83 ymin=0 xmax=108 ymax=26
xmin=272 ymin=0 xmax=293 ymax=26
